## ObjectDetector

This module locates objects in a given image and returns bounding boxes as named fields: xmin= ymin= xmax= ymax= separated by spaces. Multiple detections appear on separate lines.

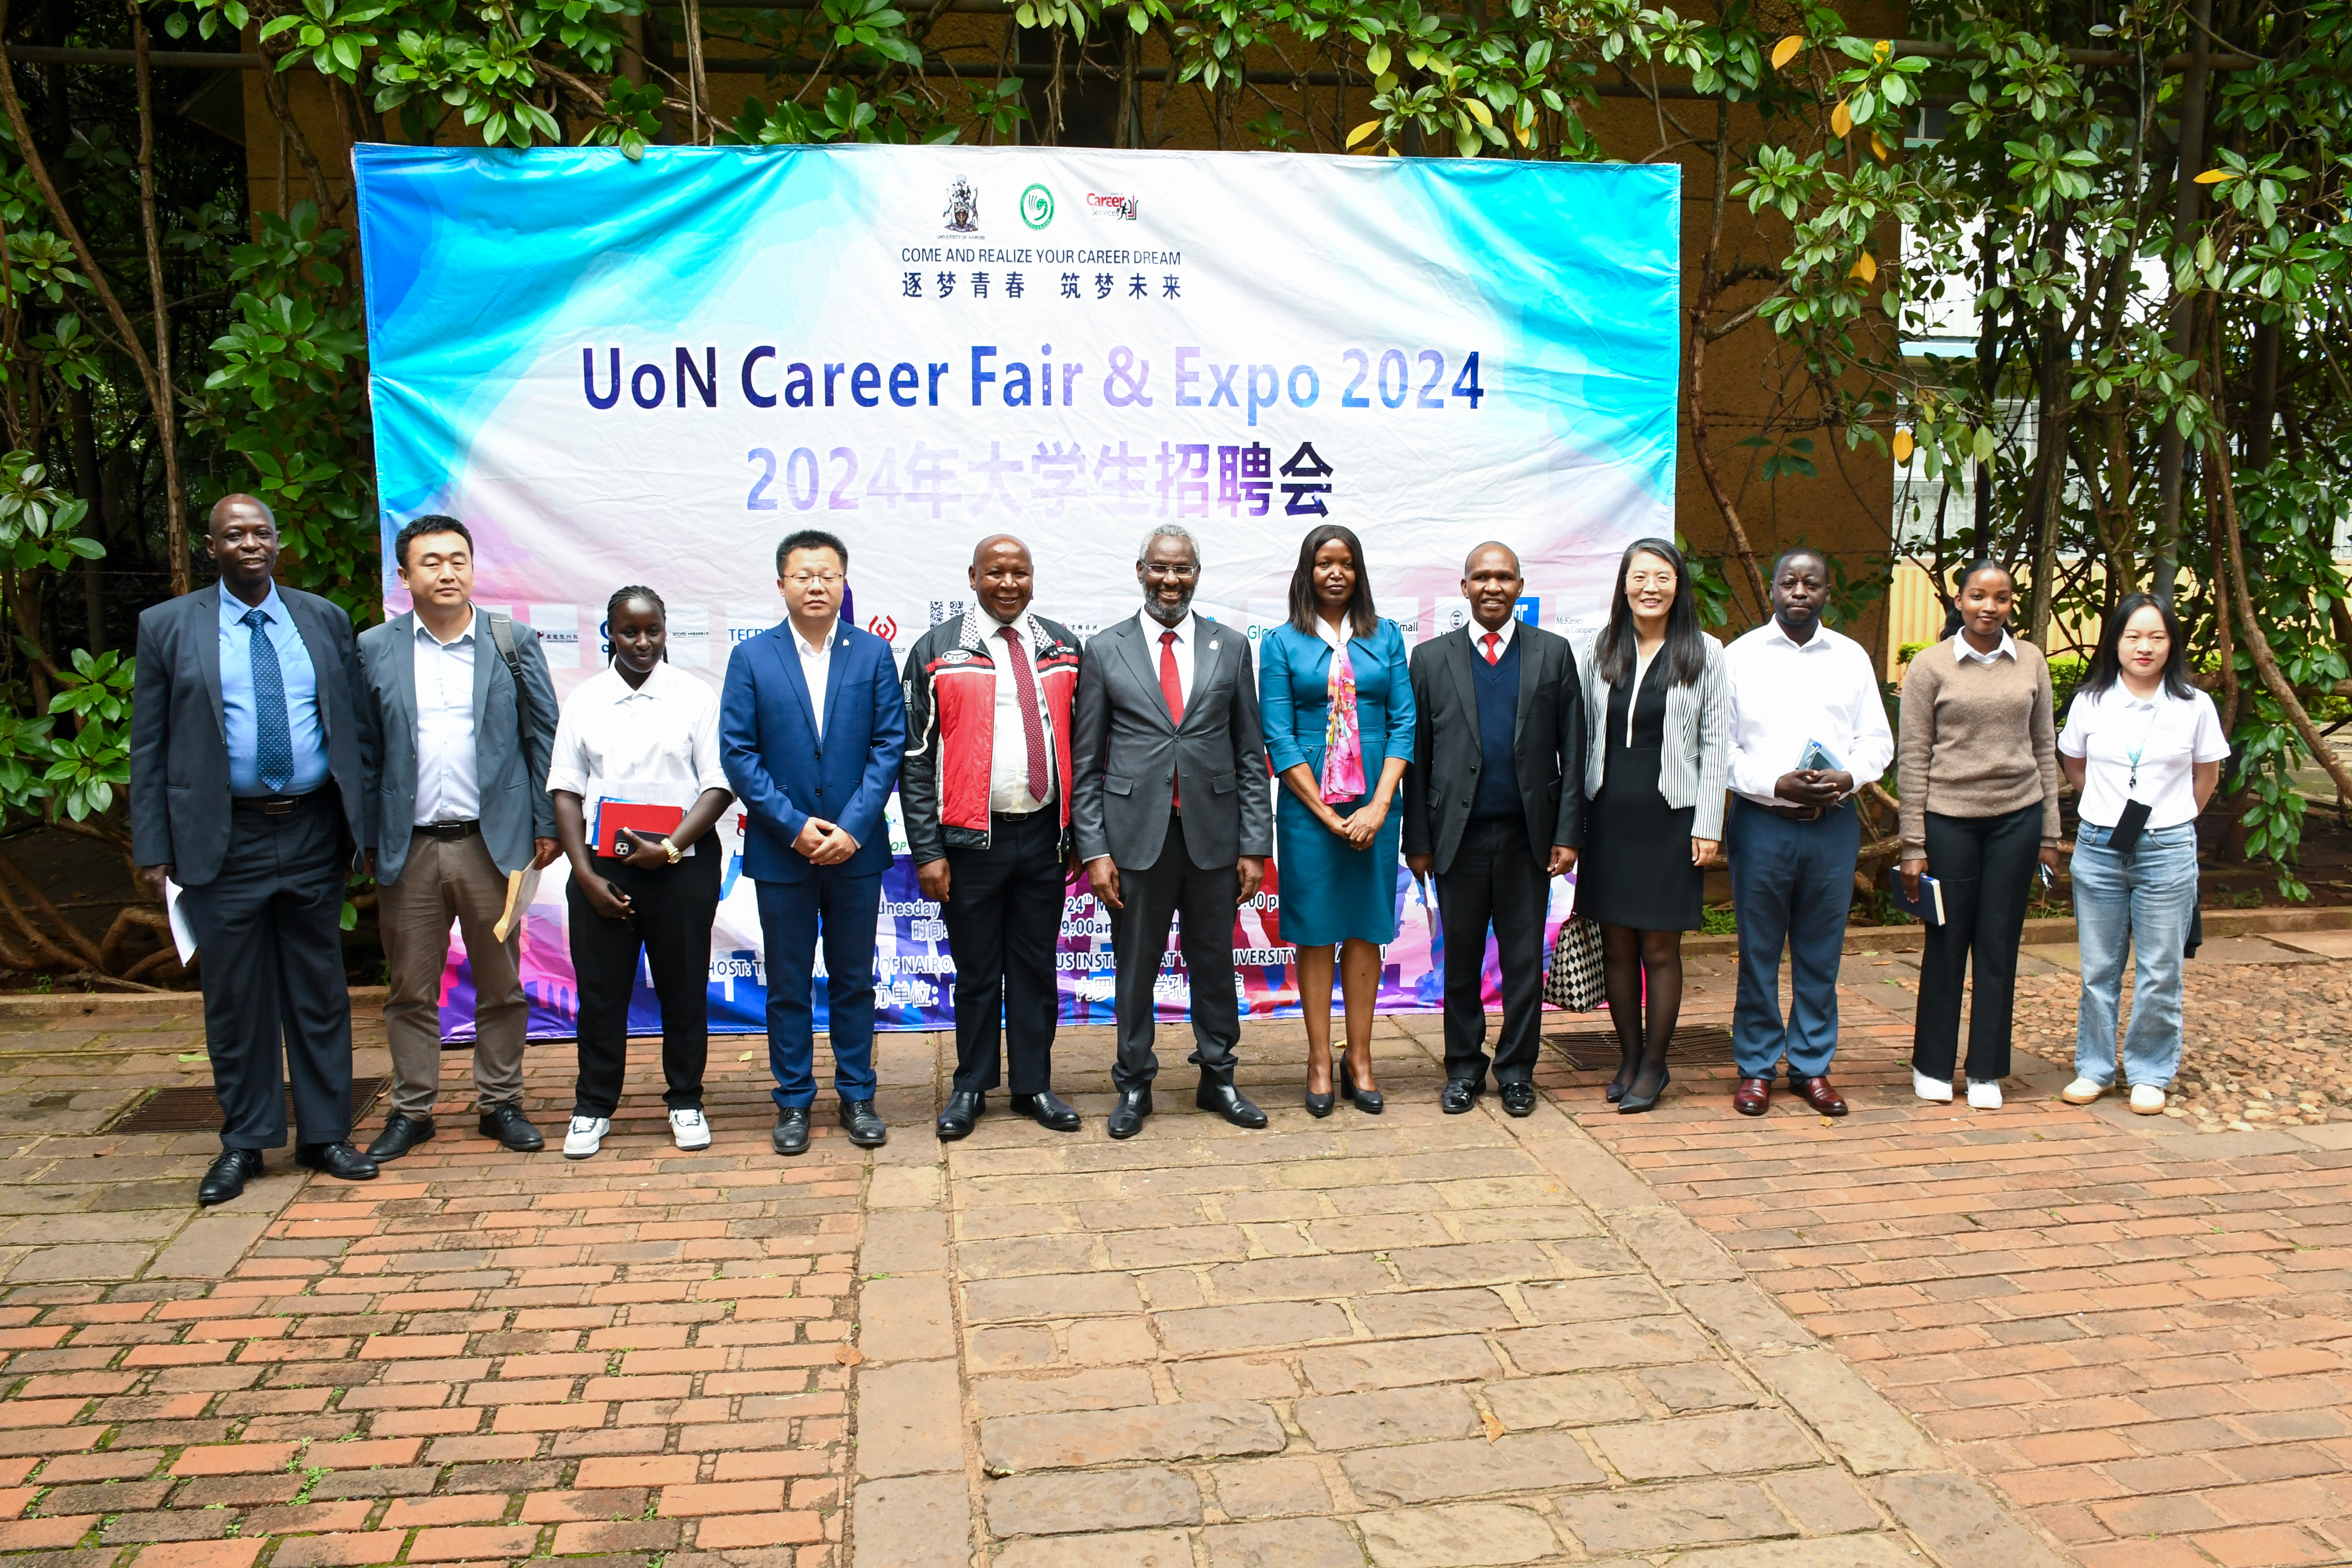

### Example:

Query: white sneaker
xmin=1913 ymin=1069 xmax=1955 ymax=1103
xmin=670 ymin=1108 xmax=712 ymax=1151
xmin=1966 ymin=1079 xmax=2003 ymax=1110
xmin=563 ymin=1116 xmax=610 ymax=1159
xmin=2062 ymin=1078 xmax=2107 ymax=1105
xmin=2129 ymin=1085 xmax=2167 ymax=1115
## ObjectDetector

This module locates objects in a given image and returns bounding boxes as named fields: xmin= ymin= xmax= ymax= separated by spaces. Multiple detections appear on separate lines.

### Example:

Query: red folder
xmin=596 ymin=800 xmax=685 ymax=858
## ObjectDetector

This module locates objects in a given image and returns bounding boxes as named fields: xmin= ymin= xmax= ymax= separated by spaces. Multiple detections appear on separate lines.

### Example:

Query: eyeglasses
xmin=1141 ymin=563 xmax=1199 ymax=580
xmin=785 ymin=572 xmax=844 ymax=588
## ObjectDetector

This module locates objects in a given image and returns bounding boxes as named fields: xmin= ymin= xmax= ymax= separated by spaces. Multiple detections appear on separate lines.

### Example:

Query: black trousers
xmin=1911 ymin=803 xmax=2042 ymax=1082
xmin=177 ymin=792 xmax=354 ymax=1150
xmin=1110 ymin=810 xmax=1240 ymax=1092
xmin=1440 ymin=816 xmax=1550 ymax=1086
xmin=569 ymin=841 xmax=721 ymax=1116
xmin=944 ymin=809 xmax=1064 ymax=1095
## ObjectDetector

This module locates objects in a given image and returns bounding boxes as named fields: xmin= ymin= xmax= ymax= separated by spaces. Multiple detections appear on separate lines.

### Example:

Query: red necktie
xmin=1482 ymin=631 xmax=1503 ymax=665
xmin=999 ymin=626 xmax=1049 ymax=802
xmin=1159 ymin=629 xmax=1184 ymax=807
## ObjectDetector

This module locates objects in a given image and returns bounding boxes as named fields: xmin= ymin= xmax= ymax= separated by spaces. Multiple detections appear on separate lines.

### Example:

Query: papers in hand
xmin=1797 ymin=737 xmax=1844 ymax=773
xmin=163 ymin=878 xmax=197 ymax=964
xmin=1884 ymin=867 xmax=1945 ymax=926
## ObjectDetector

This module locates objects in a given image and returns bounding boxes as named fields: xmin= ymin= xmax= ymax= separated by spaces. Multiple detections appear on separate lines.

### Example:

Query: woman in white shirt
xmin=2058 ymin=593 xmax=2230 ymax=1115
xmin=547 ymin=588 xmax=736 ymax=1159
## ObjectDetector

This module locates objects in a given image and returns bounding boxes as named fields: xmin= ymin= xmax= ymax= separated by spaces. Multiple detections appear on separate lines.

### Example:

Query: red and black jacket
xmin=899 ymin=610 xmax=1083 ymax=862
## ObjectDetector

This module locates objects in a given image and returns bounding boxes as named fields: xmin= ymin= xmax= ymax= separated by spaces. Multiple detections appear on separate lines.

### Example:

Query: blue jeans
xmin=2071 ymin=821 xmax=2199 ymax=1089
xmin=755 ymin=871 xmax=882 ymax=1110
xmin=1727 ymin=798 xmax=1861 ymax=1080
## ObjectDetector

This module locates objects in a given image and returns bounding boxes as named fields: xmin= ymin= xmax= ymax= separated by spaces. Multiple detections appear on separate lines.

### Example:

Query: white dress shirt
xmin=1723 ymin=620 xmax=1895 ymax=806
xmin=412 ymin=608 xmax=482 ymax=825
xmin=1955 ymin=628 xmax=2018 ymax=666
xmin=2060 ymin=683 xmax=2230 ymax=829
xmin=1137 ymin=608 xmax=1198 ymax=705
xmin=985 ymin=611 xmax=1055 ymax=814
xmin=794 ymin=621 xmax=834 ymax=740
xmin=546 ymin=661 xmax=730 ymax=805
xmin=1469 ymin=613 xmax=1519 ymax=665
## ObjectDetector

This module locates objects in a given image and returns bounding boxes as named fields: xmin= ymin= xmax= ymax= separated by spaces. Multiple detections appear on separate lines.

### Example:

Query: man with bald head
xmin=899 ymin=535 xmax=1086 ymax=1138
xmin=131 ymin=495 xmax=381 ymax=1204
xmin=1402 ymin=542 xmax=1585 ymax=1115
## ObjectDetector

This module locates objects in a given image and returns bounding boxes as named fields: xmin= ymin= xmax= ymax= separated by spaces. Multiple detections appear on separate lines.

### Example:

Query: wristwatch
xmin=659 ymin=836 xmax=682 ymax=864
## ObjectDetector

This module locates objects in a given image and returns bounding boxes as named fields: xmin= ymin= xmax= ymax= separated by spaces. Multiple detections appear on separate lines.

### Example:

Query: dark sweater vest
xmin=1470 ymin=632 xmax=1523 ymax=820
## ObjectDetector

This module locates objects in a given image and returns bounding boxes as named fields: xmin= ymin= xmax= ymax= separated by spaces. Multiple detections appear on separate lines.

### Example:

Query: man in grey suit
xmin=131 ymin=495 xmax=381 ymax=1204
xmin=1403 ymin=542 xmax=1585 ymax=1118
xmin=1070 ymin=523 xmax=1274 ymax=1139
xmin=355 ymin=515 xmax=560 ymax=1160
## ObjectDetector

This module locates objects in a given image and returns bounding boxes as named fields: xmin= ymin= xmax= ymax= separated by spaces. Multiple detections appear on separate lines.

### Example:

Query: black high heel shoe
xmin=1305 ymin=1086 xmax=1336 ymax=1118
xmin=1339 ymin=1068 xmax=1384 ymax=1115
xmin=1606 ymin=1049 xmax=1638 ymax=1105
xmin=1617 ymin=1065 xmax=1670 ymax=1115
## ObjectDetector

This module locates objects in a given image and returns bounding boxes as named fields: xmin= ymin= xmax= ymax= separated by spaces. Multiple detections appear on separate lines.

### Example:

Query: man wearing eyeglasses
xmin=720 ymin=528 xmax=909 ymax=1156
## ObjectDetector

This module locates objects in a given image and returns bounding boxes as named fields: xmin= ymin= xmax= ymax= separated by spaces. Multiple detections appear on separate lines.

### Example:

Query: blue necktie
xmin=242 ymin=608 xmax=294 ymax=794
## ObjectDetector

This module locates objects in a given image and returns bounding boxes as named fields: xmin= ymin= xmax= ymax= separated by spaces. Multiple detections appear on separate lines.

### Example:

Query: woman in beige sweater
xmin=1897 ymin=561 xmax=2063 ymax=1109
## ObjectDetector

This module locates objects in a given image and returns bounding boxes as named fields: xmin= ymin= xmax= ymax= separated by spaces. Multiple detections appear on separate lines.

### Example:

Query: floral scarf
xmin=1319 ymin=635 xmax=1367 ymax=804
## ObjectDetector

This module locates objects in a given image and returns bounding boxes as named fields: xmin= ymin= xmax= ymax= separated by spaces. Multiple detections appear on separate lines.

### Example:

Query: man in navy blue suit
xmin=720 ymin=528 xmax=909 ymax=1155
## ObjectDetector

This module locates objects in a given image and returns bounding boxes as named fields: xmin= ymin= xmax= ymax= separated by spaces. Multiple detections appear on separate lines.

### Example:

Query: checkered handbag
xmin=1544 ymin=913 xmax=1606 ymax=1012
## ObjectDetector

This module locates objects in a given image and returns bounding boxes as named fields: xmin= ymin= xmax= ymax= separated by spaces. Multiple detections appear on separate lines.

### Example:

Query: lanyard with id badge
xmin=2105 ymin=698 xmax=2165 ymax=853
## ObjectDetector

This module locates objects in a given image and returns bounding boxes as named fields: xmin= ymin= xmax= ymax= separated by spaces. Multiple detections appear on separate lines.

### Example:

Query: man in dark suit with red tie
xmin=1069 ymin=523 xmax=1274 ymax=1140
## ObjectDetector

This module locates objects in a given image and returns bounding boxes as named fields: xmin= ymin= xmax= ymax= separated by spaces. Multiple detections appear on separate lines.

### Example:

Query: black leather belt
xmin=1748 ymin=798 xmax=1838 ymax=822
xmin=414 ymin=819 xmax=481 ymax=841
xmin=234 ymin=791 xmax=320 ymax=816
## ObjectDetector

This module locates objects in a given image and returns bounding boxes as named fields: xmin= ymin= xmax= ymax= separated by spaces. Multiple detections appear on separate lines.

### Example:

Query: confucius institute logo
xmin=1020 ymin=185 xmax=1055 ymax=229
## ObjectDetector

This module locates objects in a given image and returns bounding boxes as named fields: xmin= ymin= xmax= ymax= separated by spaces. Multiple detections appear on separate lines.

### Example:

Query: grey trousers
xmin=379 ymin=828 xmax=528 ymax=1116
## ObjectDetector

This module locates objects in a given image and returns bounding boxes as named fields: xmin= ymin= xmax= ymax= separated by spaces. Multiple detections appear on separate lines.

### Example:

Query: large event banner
xmin=353 ymin=143 xmax=1680 ymax=1040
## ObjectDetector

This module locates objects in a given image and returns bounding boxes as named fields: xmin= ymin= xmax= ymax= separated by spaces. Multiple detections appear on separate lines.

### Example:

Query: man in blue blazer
xmin=720 ymin=528 xmax=908 ymax=1155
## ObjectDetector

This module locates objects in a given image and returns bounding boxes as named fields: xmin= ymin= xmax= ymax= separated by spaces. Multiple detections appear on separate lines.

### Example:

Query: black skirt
xmin=1579 ymin=662 xmax=1703 ymax=931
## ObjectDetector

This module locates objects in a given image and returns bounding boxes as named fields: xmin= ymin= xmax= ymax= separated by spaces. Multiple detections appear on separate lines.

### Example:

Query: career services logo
xmin=1086 ymin=191 xmax=1139 ymax=220
xmin=1020 ymin=184 xmax=1056 ymax=229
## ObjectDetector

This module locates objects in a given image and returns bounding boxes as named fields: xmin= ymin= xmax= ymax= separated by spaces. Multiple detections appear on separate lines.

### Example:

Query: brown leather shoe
xmin=1732 ymin=1077 xmax=1772 ymax=1116
xmin=1790 ymin=1075 xmax=1848 ymax=1116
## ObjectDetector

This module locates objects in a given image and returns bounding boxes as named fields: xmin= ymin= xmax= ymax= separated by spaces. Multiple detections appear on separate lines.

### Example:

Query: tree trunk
xmin=130 ymin=7 xmax=189 ymax=594
xmin=1688 ymin=101 xmax=1769 ymax=621
xmin=2151 ymin=0 xmax=2215 ymax=606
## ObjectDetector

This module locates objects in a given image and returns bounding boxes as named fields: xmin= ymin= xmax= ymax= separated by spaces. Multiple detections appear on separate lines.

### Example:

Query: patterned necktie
xmin=998 ymin=626 xmax=1049 ymax=801
xmin=1482 ymin=631 xmax=1503 ymax=666
xmin=242 ymin=608 xmax=294 ymax=793
xmin=1159 ymin=629 xmax=1184 ymax=808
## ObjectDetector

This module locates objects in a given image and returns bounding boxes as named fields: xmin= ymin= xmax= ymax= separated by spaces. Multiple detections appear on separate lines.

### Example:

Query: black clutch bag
xmin=2107 ymin=799 xmax=2152 ymax=855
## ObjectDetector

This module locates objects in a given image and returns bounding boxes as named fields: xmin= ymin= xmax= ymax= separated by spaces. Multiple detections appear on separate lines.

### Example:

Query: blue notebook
xmin=1884 ymin=868 xmax=1945 ymax=926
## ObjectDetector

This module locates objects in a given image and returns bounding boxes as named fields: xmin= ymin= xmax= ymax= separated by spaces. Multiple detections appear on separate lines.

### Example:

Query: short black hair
xmin=395 ymin=514 xmax=473 ymax=571
xmin=777 ymin=529 xmax=849 ymax=575
xmin=1772 ymin=546 xmax=1829 ymax=579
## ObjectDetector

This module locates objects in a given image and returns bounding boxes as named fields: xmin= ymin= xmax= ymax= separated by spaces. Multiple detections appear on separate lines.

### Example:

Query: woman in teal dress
xmin=1260 ymin=524 xmax=1416 ymax=1117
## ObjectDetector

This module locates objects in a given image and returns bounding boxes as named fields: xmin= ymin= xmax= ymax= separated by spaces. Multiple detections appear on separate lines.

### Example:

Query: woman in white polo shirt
xmin=2058 ymin=593 xmax=2230 ymax=1115
xmin=547 ymin=586 xmax=735 ymax=1158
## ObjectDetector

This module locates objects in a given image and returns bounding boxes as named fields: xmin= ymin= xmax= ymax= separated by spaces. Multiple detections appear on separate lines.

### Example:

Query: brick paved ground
xmin=0 ymin=934 xmax=2342 ymax=1568
xmin=1570 ymin=934 xmax=2352 ymax=1568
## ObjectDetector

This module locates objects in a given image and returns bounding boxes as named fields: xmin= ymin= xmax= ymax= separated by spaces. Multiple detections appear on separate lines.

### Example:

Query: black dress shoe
xmin=1500 ymin=1082 xmax=1537 ymax=1118
xmin=1107 ymin=1087 xmax=1154 ymax=1140
xmin=1618 ymin=1067 xmax=1670 ymax=1115
xmin=294 ymin=1141 xmax=378 ymax=1181
xmin=477 ymin=1103 xmax=544 ymax=1152
xmin=1338 ymin=1075 xmax=1383 ymax=1115
xmin=1196 ymin=1080 xmax=1268 ymax=1129
xmin=839 ymin=1100 xmax=888 ymax=1148
xmin=936 ymin=1091 xmax=983 ymax=1141
xmin=773 ymin=1108 xmax=811 ymax=1155
xmin=197 ymin=1148 xmax=264 ymax=1206
xmin=1304 ymin=1086 xmax=1335 ymax=1118
xmin=1440 ymin=1080 xmax=1481 ymax=1114
xmin=1010 ymin=1091 xmax=1081 ymax=1132
xmin=367 ymin=1113 xmax=434 ymax=1161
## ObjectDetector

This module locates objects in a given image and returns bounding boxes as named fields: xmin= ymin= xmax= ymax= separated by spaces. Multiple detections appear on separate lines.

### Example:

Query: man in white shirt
xmin=899 ymin=536 xmax=1087 ymax=1140
xmin=355 ymin=517 xmax=561 ymax=1160
xmin=1722 ymin=549 xmax=1894 ymax=1119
